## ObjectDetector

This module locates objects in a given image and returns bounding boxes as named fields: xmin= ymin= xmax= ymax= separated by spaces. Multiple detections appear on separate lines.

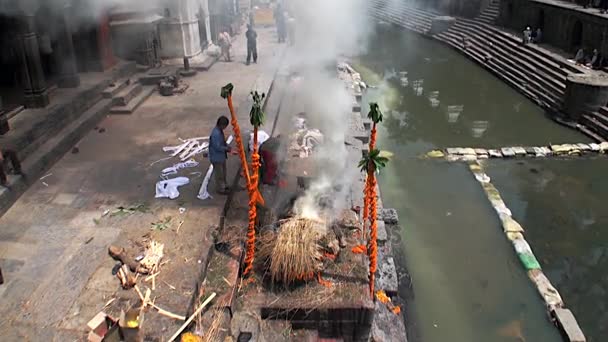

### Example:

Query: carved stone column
xmin=20 ymin=14 xmax=49 ymax=108
xmin=57 ymin=3 xmax=80 ymax=88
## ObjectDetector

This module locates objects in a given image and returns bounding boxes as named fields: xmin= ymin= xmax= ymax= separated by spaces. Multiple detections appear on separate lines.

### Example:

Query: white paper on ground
xmin=161 ymin=159 xmax=199 ymax=176
xmin=197 ymin=164 xmax=214 ymax=200
xmin=155 ymin=177 xmax=190 ymax=200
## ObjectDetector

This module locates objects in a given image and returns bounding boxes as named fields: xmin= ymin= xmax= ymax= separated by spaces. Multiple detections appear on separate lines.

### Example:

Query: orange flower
xmin=391 ymin=306 xmax=401 ymax=315
xmin=375 ymin=290 xmax=391 ymax=304
xmin=351 ymin=245 xmax=367 ymax=254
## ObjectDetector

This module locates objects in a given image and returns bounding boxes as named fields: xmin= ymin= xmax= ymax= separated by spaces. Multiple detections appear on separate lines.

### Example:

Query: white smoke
xmin=285 ymin=0 xmax=371 ymax=219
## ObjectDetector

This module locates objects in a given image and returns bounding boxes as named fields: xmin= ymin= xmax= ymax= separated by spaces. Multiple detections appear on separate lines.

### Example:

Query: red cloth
xmin=260 ymin=148 xmax=277 ymax=185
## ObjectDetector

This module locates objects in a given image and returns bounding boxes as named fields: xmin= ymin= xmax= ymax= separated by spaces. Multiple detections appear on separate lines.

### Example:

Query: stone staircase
xmin=103 ymin=77 xmax=155 ymax=115
xmin=369 ymin=0 xmax=434 ymax=34
xmin=478 ymin=0 xmax=501 ymax=25
xmin=369 ymin=0 xmax=608 ymax=142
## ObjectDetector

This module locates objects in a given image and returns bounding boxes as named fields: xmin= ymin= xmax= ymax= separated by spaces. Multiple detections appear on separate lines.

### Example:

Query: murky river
xmin=356 ymin=24 xmax=596 ymax=341
xmin=486 ymin=158 xmax=608 ymax=342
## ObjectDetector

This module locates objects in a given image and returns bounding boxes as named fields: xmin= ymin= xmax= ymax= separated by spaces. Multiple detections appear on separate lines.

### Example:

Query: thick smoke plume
xmin=284 ymin=0 xmax=372 ymax=219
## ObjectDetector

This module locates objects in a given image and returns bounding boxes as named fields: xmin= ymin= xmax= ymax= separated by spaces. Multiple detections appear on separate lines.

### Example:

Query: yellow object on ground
xmin=181 ymin=332 xmax=203 ymax=342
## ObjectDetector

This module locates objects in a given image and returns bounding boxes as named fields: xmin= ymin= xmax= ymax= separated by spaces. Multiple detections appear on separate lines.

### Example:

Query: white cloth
xmin=197 ymin=164 xmax=215 ymax=200
xmin=161 ymin=159 xmax=199 ymax=177
xmin=249 ymin=130 xmax=270 ymax=152
xmin=155 ymin=177 xmax=190 ymax=200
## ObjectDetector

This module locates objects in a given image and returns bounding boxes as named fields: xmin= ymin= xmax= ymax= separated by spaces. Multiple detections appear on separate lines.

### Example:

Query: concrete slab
xmin=552 ymin=308 xmax=586 ymax=342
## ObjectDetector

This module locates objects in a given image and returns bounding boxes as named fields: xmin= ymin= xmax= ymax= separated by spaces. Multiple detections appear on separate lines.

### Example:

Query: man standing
xmin=275 ymin=3 xmax=286 ymax=43
xmin=209 ymin=116 xmax=231 ymax=194
xmin=246 ymin=24 xmax=258 ymax=65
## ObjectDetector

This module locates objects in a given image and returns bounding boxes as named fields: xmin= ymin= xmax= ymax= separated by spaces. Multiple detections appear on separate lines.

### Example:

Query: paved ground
xmin=0 ymin=26 xmax=285 ymax=340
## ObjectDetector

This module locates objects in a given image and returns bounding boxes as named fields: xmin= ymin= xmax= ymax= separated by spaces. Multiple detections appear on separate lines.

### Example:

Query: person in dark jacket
xmin=209 ymin=116 xmax=231 ymax=194
xmin=246 ymin=24 xmax=258 ymax=65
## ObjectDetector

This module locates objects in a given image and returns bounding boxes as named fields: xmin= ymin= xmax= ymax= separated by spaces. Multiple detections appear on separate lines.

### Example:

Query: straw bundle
xmin=259 ymin=218 xmax=324 ymax=284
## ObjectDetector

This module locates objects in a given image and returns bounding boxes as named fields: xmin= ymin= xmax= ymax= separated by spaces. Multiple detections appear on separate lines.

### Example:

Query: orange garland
xmin=224 ymin=91 xmax=263 ymax=277
xmin=243 ymin=126 xmax=264 ymax=276
xmin=362 ymin=126 xmax=376 ymax=234
xmin=368 ymin=168 xmax=378 ymax=298
xmin=225 ymin=92 xmax=251 ymax=185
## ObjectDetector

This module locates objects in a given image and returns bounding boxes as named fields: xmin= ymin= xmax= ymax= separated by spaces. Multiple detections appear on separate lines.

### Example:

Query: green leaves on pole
xmin=359 ymin=149 xmax=391 ymax=173
xmin=368 ymin=102 xmax=384 ymax=124
xmin=249 ymin=91 xmax=266 ymax=127
xmin=221 ymin=83 xmax=234 ymax=99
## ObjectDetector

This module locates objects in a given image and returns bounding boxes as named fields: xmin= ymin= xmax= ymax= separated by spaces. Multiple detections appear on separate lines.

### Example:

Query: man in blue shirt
xmin=209 ymin=116 xmax=231 ymax=194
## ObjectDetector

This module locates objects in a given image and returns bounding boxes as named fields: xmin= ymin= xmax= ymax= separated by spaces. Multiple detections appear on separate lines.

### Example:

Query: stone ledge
xmin=552 ymin=308 xmax=586 ymax=342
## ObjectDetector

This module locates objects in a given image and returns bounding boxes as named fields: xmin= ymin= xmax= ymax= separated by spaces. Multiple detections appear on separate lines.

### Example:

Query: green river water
xmin=357 ymin=23 xmax=603 ymax=341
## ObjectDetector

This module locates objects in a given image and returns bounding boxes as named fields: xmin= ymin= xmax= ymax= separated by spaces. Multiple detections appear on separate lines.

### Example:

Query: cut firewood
xmin=134 ymin=285 xmax=186 ymax=321
xmin=167 ymin=292 xmax=217 ymax=342
xmin=117 ymin=264 xmax=136 ymax=289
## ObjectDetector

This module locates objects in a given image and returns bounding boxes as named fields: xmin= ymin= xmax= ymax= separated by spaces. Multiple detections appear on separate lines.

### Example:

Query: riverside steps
xmin=370 ymin=0 xmax=608 ymax=142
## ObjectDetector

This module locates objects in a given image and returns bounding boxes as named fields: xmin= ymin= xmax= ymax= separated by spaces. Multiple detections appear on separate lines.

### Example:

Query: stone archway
xmin=571 ymin=20 xmax=583 ymax=51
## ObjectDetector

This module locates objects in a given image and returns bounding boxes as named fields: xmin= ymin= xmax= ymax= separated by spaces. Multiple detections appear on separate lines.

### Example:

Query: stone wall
xmin=427 ymin=0 xmax=487 ymax=18
xmin=499 ymin=0 xmax=608 ymax=55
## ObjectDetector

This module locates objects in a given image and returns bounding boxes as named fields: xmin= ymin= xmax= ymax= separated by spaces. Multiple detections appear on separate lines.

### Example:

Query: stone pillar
xmin=20 ymin=14 xmax=49 ymax=108
xmin=57 ymin=4 xmax=80 ymax=88
xmin=563 ymin=74 xmax=608 ymax=120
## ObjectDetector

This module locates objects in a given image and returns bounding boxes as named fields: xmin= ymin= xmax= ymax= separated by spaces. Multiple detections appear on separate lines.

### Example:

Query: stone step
xmin=0 ymin=99 xmax=112 ymax=216
xmin=444 ymin=33 xmax=561 ymax=110
xmin=371 ymin=6 xmax=433 ymax=26
xmin=440 ymin=31 xmax=563 ymax=110
xmin=101 ymin=78 xmax=130 ymax=99
xmin=370 ymin=0 xmax=435 ymax=22
xmin=453 ymin=20 xmax=570 ymax=81
xmin=578 ymin=124 xmax=606 ymax=142
xmin=449 ymin=24 xmax=567 ymax=97
xmin=109 ymin=86 xmax=155 ymax=114
xmin=371 ymin=8 xmax=432 ymax=32
xmin=458 ymin=18 xmax=574 ymax=77
xmin=582 ymin=114 xmax=608 ymax=138
xmin=591 ymin=111 xmax=608 ymax=126
xmin=599 ymin=106 xmax=608 ymax=117
xmin=469 ymin=20 xmax=584 ymax=75
xmin=112 ymin=82 xmax=142 ymax=107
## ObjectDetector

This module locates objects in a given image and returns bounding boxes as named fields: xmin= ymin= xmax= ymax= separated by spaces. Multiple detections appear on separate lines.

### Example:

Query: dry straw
xmin=259 ymin=218 xmax=325 ymax=284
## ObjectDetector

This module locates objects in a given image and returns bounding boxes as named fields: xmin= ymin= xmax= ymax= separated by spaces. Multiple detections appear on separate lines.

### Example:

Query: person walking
xmin=246 ymin=24 xmax=258 ymax=65
xmin=209 ymin=116 xmax=232 ymax=194
xmin=218 ymin=31 xmax=232 ymax=62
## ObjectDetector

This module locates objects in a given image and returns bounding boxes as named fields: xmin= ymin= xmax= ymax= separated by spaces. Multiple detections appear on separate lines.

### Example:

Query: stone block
xmin=371 ymin=300 xmax=407 ymax=342
xmin=376 ymin=256 xmax=398 ymax=296
xmin=528 ymin=269 xmax=563 ymax=308
xmin=501 ymin=147 xmax=515 ymax=157
xmin=381 ymin=208 xmax=399 ymax=224
xmin=377 ymin=220 xmax=388 ymax=244
xmin=552 ymin=308 xmax=586 ymax=342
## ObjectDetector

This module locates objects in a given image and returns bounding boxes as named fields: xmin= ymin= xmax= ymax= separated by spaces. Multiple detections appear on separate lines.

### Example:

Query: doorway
xmin=537 ymin=9 xmax=545 ymax=30
xmin=571 ymin=20 xmax=583 ymax=51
